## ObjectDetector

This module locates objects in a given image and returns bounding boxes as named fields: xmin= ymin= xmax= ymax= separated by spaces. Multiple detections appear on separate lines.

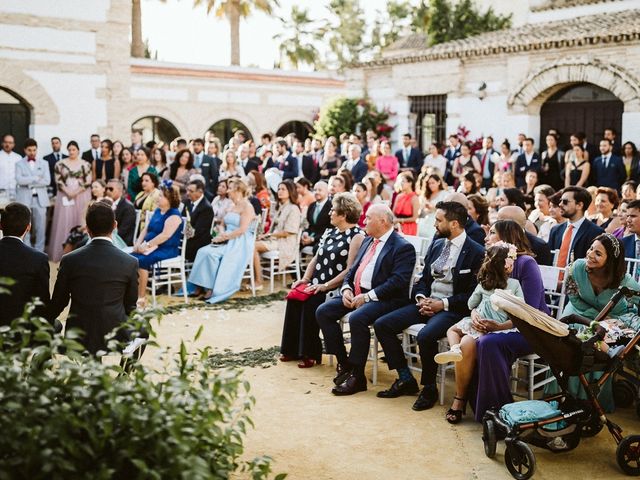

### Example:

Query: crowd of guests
xmin=2 ymin=124 xmax=640 ymax=423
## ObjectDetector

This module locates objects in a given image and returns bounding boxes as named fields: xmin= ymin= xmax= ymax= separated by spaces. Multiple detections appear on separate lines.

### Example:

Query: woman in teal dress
xmin=551 ymin=233 xmax=640 ymax=411
xmin=188 ymin=178 xmax=257 ymax=304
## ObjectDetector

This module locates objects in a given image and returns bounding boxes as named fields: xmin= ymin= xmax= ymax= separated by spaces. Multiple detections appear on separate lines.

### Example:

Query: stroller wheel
xmin=617 ymin=435 xmax=640 ymax=476
xmin=614 ymin=380 xmax=637 ymax=409
xmin=482 ymin=418 xmax=497 ymax=458
xmin=505 ymin=440 xmax=536 ymax=480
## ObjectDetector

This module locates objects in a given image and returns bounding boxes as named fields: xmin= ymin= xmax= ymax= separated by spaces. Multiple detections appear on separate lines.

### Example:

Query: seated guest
xmin=295 ymin=177 xmax=315 ymax=212
xmin=92 ymin=139 xmax=120 ymax=181
xmin=253 ymin=180 xmax=302 ymax=290
xmin=280 ymin=193 xmax=365 ymax=367
xmin=106 ymin=179 xmax=136 ymax=246
xmin=91 ymin=179 xmax=107 ymax=200
xmin=130 ymin=184 xmax=183 ymax=309
xmin=373 ymin=202 xmax=483 ymax=408
xmin=133 ymin=172 xmax=161 ymax=233
xmin=347 ymin=144 xmax=368 ymax=182
xmin=549 ymin=186 xmax=604 ymax=268
xmin=163 ymin=149 xmax=197 ymax=201
xmin=443 ymin=192 xmax=486 ymax=245
xmin=189 ymin=178 xmax=256 ymax=303
xmin=219 ymin=148 xmax=246 ymax=181
xmin=127 ymin=147 xmax=157 ymax=200
xmin=592 ymin=187 xmax=619 ymax=230
xmin=301 ymin=181 xmax=331 ymax=252
xmin=622 ymin=180 xmax=638 ymax=202
xmin=528 ymin=184 xmax=555 ymax=242
xmin=47 ymin=202 xmax=138 ymax=354
xmin=497 ymin=206 xmax=553 ymax=266
xmin=622 ymin=199 xmax=640 ymax=257
xmin=392 ymin=171 xmax=419 ymax=235
xmin=0 ymin=202 xmax=50 ymax=325
xmin=316 ymin=204 xmax=416 ymax=395
xmin=375 ymin=141 xmax=399 ymax=184
xmin=466 ymin=194 xmax=489 ymax=230
xmin=353 ymin=182 xmax=371 ymax=228
xmin=181 ymin=179 xmax=214 ymax=263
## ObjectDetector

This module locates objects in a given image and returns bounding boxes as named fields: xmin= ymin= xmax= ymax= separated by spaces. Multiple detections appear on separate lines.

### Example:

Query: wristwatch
xmin=364 ymin=293 xmax=371 ymax=303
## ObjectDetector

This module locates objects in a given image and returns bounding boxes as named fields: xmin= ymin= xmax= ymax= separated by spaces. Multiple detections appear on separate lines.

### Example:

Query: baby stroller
xmin=482 ymin=287 xmax=640 ymax=480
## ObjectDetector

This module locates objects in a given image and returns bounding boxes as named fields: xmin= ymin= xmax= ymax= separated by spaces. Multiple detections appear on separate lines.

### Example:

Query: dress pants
xmin=374 ymin=304 xmax=461 ymax=386
xmin=24 ymin=196 xmax=47 ymax=252
xmin=280 ymin=292 xmax=327 ymax=362
xmin=316 ymin=296 xmax=408 ymax=367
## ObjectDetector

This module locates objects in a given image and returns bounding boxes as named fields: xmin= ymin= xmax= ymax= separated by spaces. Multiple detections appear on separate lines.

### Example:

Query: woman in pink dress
xmin=375 ymin=141 xmax=399 ymax=184
xmin=47 ymin=140 xmax=92 ymax=262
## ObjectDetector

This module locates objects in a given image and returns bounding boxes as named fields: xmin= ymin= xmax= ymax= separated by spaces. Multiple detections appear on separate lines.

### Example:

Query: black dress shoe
xmin=412 ymin=386 xmax=438 ymax=411
xmin=331 ymin=374 xmax=367 ymax=396
xmin=333 ymin=364 xmax=352 ymax=386
xmin=377 ymin=378 xmax=419 ymax=398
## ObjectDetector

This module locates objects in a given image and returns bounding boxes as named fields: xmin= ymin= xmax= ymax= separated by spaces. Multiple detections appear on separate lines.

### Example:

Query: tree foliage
xmin=314 ymin=97 xmax=394 ymax=139
xmin=273 ymin=6 xmax=321 ymax=69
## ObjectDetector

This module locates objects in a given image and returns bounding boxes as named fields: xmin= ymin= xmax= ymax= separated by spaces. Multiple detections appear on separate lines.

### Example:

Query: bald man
xmin=439 ymin=192 xmax=485 ymax=245
xmin=497 ymin=206 xmax=552 ymax=266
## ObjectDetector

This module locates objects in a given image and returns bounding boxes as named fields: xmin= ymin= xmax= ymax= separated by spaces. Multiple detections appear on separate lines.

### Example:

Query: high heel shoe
xmin=445 ymin=396 xmax=467 ymax=424
xmin=279 ymin=355 xmax=296 ymax=362
xmin=297 ymin=358 xmax=321 ymax=368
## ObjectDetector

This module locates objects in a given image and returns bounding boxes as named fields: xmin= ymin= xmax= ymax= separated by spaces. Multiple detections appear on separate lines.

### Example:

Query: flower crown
xmin=492 ymin=241 xmax=518 ymax=270
xmin=161 ymin=179 xmax=173 ymax=190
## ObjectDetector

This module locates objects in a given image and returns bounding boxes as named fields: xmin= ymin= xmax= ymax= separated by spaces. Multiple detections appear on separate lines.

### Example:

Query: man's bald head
xmin=365 ymin=204 xmax=394 ymax=238
xmin=444 ymin=192 xmax=468 ymax=207
xmin=497 ymin=205 xmax=526 ymax=229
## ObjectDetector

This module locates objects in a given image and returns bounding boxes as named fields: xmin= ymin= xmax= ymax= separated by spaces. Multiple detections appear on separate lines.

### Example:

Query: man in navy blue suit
xmin=274 ymin=139 xmax=298 ymax=180
xmin=43 ymin=136 xmax=67 ymax=196
xmin=347 ymin=144 xmax=368 ymax=182
xmin=444 ymin=134 xmax=461 ymax=185
xmin=592 ymin=139 xmax=626 ymax=191
xmin=316 ymin=204 xmax=416 ymax=396
xmin=549 ymin=186 xmax=604 ymax=267
xmin=514 ymin=137 xmax=541 ymax=188
xmin=374 ymin=201 xmax=484 ymax=410
xmin=395 ymin=133 xmax=422 ymax=175
xmin=622 ymin=199 xmax=640 ymax=262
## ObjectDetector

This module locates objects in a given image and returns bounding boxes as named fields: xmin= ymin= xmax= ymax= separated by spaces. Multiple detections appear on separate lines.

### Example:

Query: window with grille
xmin=410 ymin=95 xmax=447 ymax=154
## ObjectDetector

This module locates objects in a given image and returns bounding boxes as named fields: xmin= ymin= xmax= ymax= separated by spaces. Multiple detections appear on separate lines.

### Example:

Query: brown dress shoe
xmin=331 ymin=373 xmax=367 ymax=396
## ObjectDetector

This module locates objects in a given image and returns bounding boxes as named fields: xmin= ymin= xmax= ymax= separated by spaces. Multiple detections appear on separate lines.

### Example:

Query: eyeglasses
xmin=560 ymin=199 xmax=572 ymax=205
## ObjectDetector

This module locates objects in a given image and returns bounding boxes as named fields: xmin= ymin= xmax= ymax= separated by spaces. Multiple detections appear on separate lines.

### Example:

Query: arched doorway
xmin=132 ymin=116 xmax=180 ymax=145
xmin=276 ymin=120 xmax=313 ymax=141
xmin=207 ymin=119 xmax=253 ymax=147
xmin=0 ymin=88 xmax=30 ymax=153
xmin=540 ymin=83 xmax=623 ymax=147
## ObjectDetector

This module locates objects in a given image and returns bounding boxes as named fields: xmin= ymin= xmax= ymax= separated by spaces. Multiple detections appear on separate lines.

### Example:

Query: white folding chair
xmin=402 ymin=234 xmax=431 ymax=282
xmin=626 ymin=257 xmax=640 ymax=283
xmin=550 ymin=249 xmax=559 ymax=267
xmin=241 ymin=219 xmax=260 ymax=296
xmin=132 ymin=209 xmax=142 ymax=243
xmin=148 ymin=217 xmax=189 ymax=307
xmin=261 ymin=229 xmax=302 ymax=293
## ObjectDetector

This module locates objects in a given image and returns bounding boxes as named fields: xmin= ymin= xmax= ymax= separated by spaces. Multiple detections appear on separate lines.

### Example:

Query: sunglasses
xmin=560 ymin=199 xmax=572 ymax=205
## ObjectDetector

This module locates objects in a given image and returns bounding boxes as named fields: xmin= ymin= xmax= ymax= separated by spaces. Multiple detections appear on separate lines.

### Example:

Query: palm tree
xmin=194 ymin=0 xmax=279 ymax=66
xmin=273 ymin=6 xmax=321 ymax=70
xmin=131 ymin=0 xmax=144 ymax=57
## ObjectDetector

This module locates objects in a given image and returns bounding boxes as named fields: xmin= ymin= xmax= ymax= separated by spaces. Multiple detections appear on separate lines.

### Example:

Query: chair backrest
xmin=550 ymin=249 xmax=559 ymax=267
xmin=626 ymin=257 xmax=640 ymax=283
xmin=132 ymin=210 xmax=142 ymax=243
xmin=178 ymin=217 xmax=188 ymax=261
xmin=402 ymin=234 xmax=430 ymax=284
xmin=538 ymin=264 xmax=567 ymax=320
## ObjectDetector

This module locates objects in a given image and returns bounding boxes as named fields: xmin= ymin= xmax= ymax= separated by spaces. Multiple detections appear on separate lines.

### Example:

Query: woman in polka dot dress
xmin=280 ymin=193 xmax=365 ymax=368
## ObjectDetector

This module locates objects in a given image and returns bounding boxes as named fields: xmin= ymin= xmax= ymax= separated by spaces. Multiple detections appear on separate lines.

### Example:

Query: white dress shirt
xmin=568 ymin=216 xmax=586 ymax=252
xmin=0 ymin=150 xmax=21 ymax=193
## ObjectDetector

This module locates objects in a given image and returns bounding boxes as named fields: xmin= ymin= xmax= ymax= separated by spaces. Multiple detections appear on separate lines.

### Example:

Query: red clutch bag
xmin=285 ymin=283 xmax=313 ymax=302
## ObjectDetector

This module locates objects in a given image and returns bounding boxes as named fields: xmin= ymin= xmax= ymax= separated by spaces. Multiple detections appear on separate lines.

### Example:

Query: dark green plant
xmin=314 ymin=96 xmax=395 ymax=139
xmin=0 ymin=305 xmax=282 ymax=479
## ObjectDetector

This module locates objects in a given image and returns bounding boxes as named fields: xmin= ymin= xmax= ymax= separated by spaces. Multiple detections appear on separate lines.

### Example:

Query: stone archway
xmin=0 ymin=64 xmax=60 ymax=126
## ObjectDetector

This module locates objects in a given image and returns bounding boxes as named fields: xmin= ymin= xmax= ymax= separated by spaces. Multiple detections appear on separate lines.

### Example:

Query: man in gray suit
xmin=15 ymin=138 xmax=50 ymax=252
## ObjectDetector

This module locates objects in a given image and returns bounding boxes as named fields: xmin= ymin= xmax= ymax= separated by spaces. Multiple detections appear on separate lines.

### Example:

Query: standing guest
xmin=444 ymin=134 xmax=462 ymax=185
xmin=189 ymin=178 xmax=256 ymax=303
xmin=353 ymin=182 xmax=371 ymax=228
xmin=152 ymin=147 xmax=168 ymax=178
xmin=239 ymin=142 xmax=260 ymax=174
xmin=365 ymin=139 xmax=380 ymax=171
xmin=592 ymin=187 xmax=619 ymax=230
xmin=392 ymin=171 xmax=419 ymax=235
xmin=247 ymin=138 xmax=262 ymax=164
xmin=181 ymin=179 xmax=214 ymax=263
xmin=273 ymin=139 xmax=298 ymax=180
xmin=622 ymin=200 xmax=640 ymax=259
xmin=317 ymin=204 xmax=416 ymax=395
xmin=253 ymin=180 xmax=302 ymax=290
xmin=46 ymin=141 xmax=92 ymax=261
xmin=476 ymin=136 xmax=498 ymax=189
xmin=81 ymin=134 xmax=101 ymax=162
xmin=133 ymin=172 xmax=161 ymax=233
xmin=565 ymin=144 xmax=590 ymax=187
xmin=106 ymin=179 xmax=136 ymax=246
xmin=91 ymin=180 xmax=107 ymax=200
xmin=467 ymin=194 xmax=489 ymax=228
xmin=195 ymin=138 xmax=219 ymax=201
xmin=119 ymin=148 xmax=134 ymax=194
xmin=604 ymin=127 xmax=622 ymax=156
xmin=375 ymin=141 xmax=399 ymax=184
xmin=347 ymin=144 xmax=368 ymax=182
xmin=301 ymin=181 xmax=331 ymax=252
xmin=93 ymin=139 xmax=120 ymax=181
xmin=130 ymin=130 xmax=143 ymax=152
xmin=48 ymin=202 xmax=138 ymax=354
xmin=540 ymin=133 xmax=564 ymax=191
xmin=127 ymin=147 xmax=157 ymax=200
xmin=423 ymin=143 xmax=447 ymax=177
xmin=299 ymin=140 xmax=319 ymax=184
xmin=112 ymin=140 xmax=124 ymax=160
xmin=497 ymin=206 xmax=553 ymax=266
xmin=43 ymin=136 xmax=67 ymax=197
xmin=0 ymin=135 xmax=22 ymax=204
xmin=592 ymin=139 xmax=625 ymax=191
xmin=163 ymin=149 xmax=197 ymax=200
xmin=395 ymin=133 xmax=421 ymax=175
xmin=549 ymin=186 xmax=604 ymax=268
xmin=295 ymin=177 xmax=315 ymax=212
xmin=0 ymin=202 xmax=50 ymax=325
xmin=373 ymin=202 xmax=483 ymax=407
xmin=15 ymin=139 xmax=50 ymax=252
xmin=451 ymin=143 xmax=481 ymax=187
xmin=622 ymin=142 xmax=640 ymax=183
xmin=514 ymin=137 xmax=541 ymax=188
xmin=494 ymin=139 xmax=514 ymax=173
xmin=219 ymin=148 xmax=246 ymax=181
xmin=280 ymin=193 xmax=365 ymax=367
xmin=130 ymin=184 xmax=183 ymax=308
xmin=319 ymin=140 xmax=341 ymax=180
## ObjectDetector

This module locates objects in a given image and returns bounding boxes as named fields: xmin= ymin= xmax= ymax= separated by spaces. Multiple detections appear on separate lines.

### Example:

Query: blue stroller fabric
xmin=499 ymin=400 xmax=562 ymax=427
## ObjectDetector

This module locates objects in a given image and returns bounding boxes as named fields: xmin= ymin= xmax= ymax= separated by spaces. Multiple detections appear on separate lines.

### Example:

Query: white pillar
xmin=623 ymin=112 xmax=640 ymax=143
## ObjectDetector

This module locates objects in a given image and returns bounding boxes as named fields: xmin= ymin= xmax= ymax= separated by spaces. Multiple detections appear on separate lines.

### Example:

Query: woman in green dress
xmin=127 ymin=147 xmax=158 ymax=200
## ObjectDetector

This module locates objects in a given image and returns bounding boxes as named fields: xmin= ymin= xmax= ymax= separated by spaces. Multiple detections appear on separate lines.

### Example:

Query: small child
xmin=435 ymin=241 xmax=524 ymax=364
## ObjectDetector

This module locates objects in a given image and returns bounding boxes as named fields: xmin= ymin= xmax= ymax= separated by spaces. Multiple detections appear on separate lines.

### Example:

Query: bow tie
xmin=27 ymin=157 xmax=36 ymax=162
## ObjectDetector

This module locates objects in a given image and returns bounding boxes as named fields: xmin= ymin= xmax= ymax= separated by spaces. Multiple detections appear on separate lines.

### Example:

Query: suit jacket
xmin=47 ymin=239 xmax=138 ymax=354
xmin=548 ymin=219 xmax=604 ymax=263
xmin=200 ymin=154 xmax=220 ymax=201
xmin=15 ymin=158 xmax=50 ymax=208
xmin=413 ymin=235 xmax=485 ymax=315
xmin=115 ymin=198 xmax=136 ymax=246
xmin=241 ymin=158 xmax=260 ymax=175
xmin=43 ymin=152 xmax=67 ymax=195
xmin=395 ymin=147 xmax=422 ymax=173
xmin=82 ymin=149 xmax=97 ymax=162
xmin=182 ymin=196 xmax=214 ymax=262
xmin=278 ymin=153 xmax=299 ymax=180
xmin=305 ymin=200 xmax=332 ymax=249
xmin=526 ymin=231 xmax=552 ymax=266
xmin=0 ymin=237 xmax=50 ymax=326
xmin=343 ymin=231 xmax=416 ymax=301
xmin=351 ymin=159 xmax=369 ymax=182
xmin=622 ymin=234 xmax=637 ymax=260
xmin=475 ymin=148 xmax=497 ymax=179
xmin=592 ymin=154 xmax=626 ymax=190
xmin=465 ymin=218 xmax=486 ymax=246
xmin=514 ymin=152 xmax=541 ymax=187
xmin=301 ymin=154 xmax=320 ymax=184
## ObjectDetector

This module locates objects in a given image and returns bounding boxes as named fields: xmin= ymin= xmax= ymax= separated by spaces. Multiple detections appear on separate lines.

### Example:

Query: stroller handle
xmin=592 ymin=286 xmax=639 ymax=323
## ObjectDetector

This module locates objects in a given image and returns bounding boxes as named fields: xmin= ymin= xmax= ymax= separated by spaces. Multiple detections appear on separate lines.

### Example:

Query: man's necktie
xmin=55 ymin=153 xmax=60 ymax=161
xmin=353 ymin=239 xmax=380 ymax=296
xmin=557 ymin=224 xmax=574 ymax=268
xmin=432 ymin=240 xmax=452 ymax=279
xmin=312 ymin=203 xmax=321 ymax=224
xmin=604 ymin=155 xmax=609 ymax=169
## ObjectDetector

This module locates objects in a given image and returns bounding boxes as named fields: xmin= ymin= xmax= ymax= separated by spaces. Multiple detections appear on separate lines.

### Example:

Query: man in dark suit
xmin=193 ymin=138 xmax=219 ymax=201
xmin=444 ymin=134 xmax=461 ymax=185
xmin=301 ymin=151 xmax=320 ymax=184
xmin=345 ymin=144 xmax=368 ymax=182
xmin=182 ymin=179 xmax=214 ymax=262
xmin=374 ymin=201 xmax=484 ymax=410
xmin=549 ymin=186 xmax=604 ymax=268
xmin=514 ymin=137 xmax=541 ymax=188
xmin=316 ymin=204 xmax=416 ymax=396
xmin=301 ymin=181 xmax=331 ymax=252
xmin=395 ymin=133 xmax=422 ymax=175
xmin=592 ymin=139 xmax=626 ymax=191
xmin=579 ymin=132 xmax=599 ymax=163
xmin=238 ymin=143 xmax=259 ymax=174
xmin=43 ymin=136 xmax=67 ymax=196
xmin=0 ymin=202 xmax=50 ymax=326
xmin=47 ymin=202 xmax=138 ymax=354
xmin=82 ymin=134 xmax=101 ymax=162
xmin=622 ymin=199 xmax=640 ymax=261
xmin=106 ymin=179 xmax=136 ymax=245
xmin=497 ymin=206 xmax=552 ymax=266
xmin=476 ymin=136 xmax=497 ymax=189
xmin=441 ymin=193 xmax=485 ymax=245
xmin=604 ymin=127 xmax=622 ymax=157
xmin=274 ymin=139 xmax=298 ymax=180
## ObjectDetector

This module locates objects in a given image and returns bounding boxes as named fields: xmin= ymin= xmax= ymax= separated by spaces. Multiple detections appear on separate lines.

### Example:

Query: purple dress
xmin=470 ymin=255 xmax=549 ymax=422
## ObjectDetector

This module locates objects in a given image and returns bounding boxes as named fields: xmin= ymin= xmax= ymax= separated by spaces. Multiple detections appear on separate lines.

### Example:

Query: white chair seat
xmin=261 ymin=250 xmax=280 ymax=260
xmin=301 ymin=246 xmax=314 ymax=255
xmin=157 ymin=256 xmax=182 ymax=267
